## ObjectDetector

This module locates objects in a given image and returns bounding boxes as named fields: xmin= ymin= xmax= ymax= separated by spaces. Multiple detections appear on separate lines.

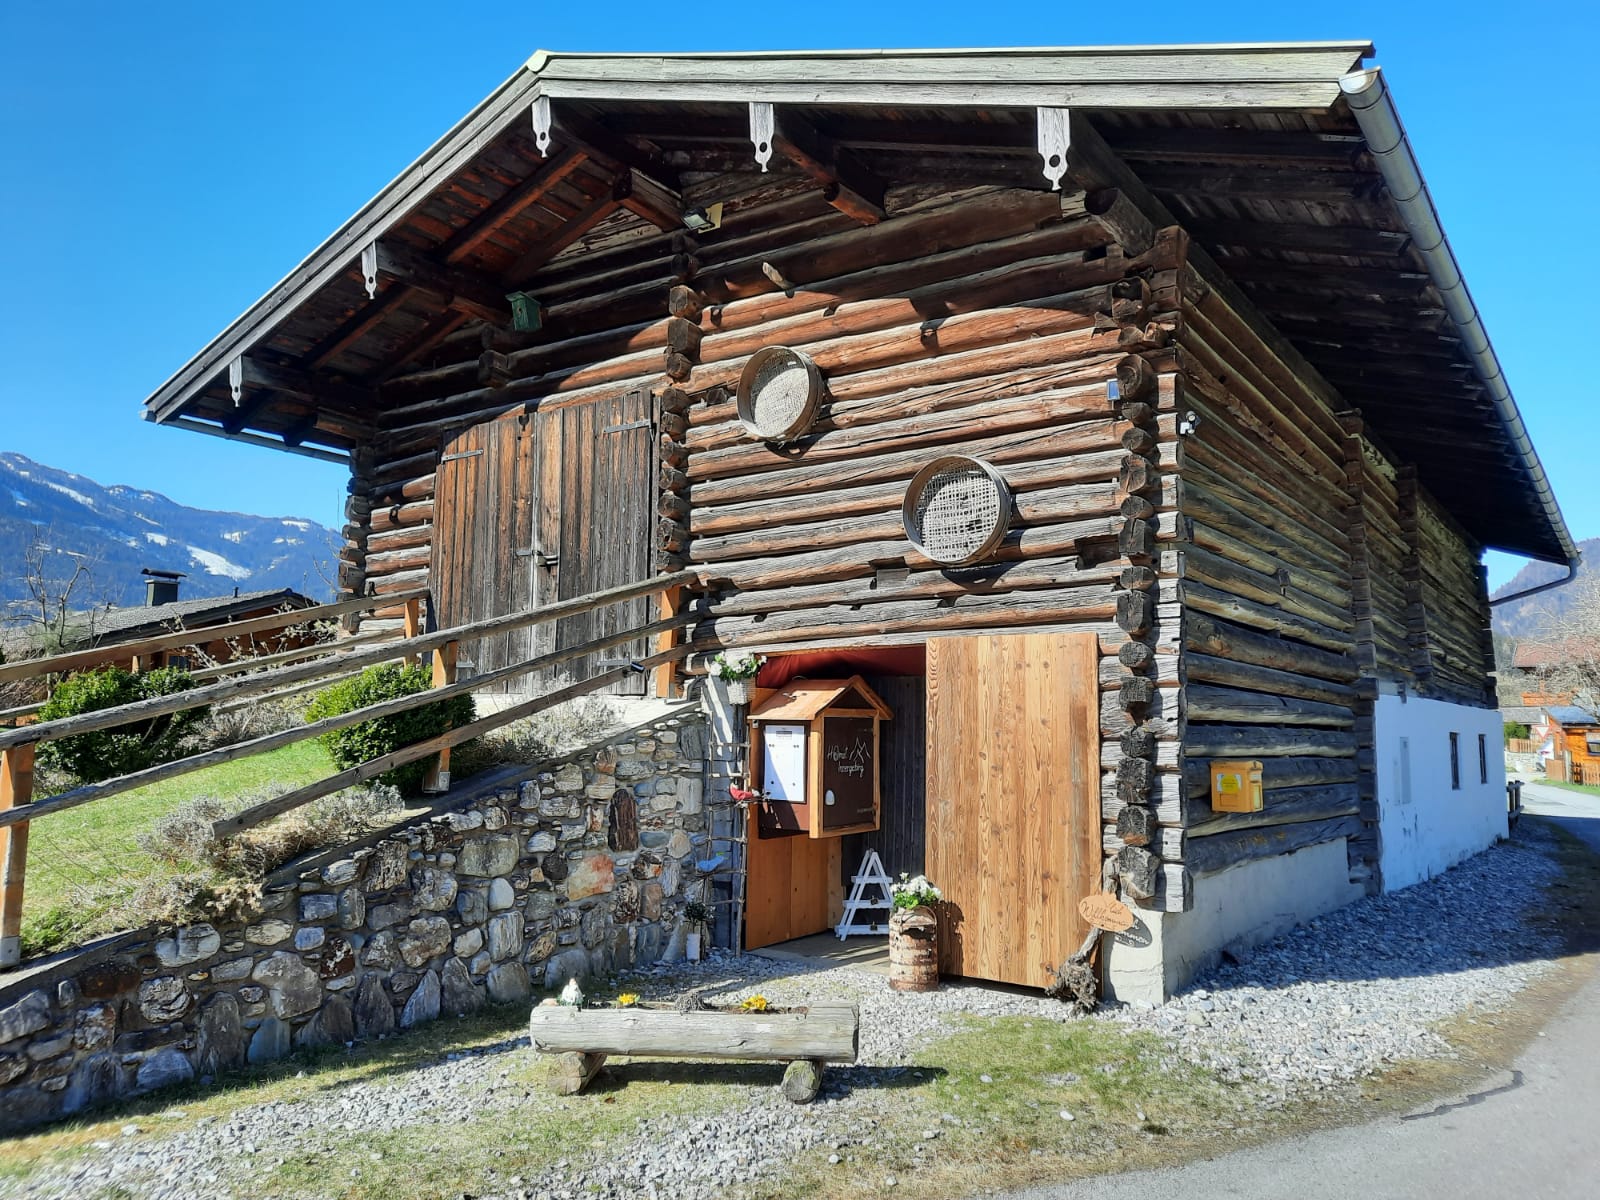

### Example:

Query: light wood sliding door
xmin=925 ymin=632 xmax=1101 ymax=988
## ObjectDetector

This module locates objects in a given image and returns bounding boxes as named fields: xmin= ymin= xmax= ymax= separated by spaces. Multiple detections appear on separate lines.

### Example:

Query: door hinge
xmin=439 ymin=449 xmax=485 ymax=464
xmin=602 ymin=418 xmax=652 ymax=434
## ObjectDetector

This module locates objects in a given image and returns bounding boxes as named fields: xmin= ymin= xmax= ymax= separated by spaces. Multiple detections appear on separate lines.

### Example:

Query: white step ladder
xmin=836 ymin=849 xmax=894 ymax=939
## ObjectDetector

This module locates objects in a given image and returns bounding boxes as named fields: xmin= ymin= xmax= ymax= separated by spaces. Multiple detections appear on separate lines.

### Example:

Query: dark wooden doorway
xmin=432 ymin=389 xmax=656 ymax=696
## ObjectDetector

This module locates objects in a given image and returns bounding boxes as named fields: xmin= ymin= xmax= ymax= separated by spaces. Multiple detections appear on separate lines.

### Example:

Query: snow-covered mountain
xmin=1 ymin=452 xmax=339 ymax=609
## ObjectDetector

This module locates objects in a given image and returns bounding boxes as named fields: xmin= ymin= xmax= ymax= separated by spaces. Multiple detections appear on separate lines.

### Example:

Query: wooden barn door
xmin=925 ymin=632 xmax=1101 ymax=988
xmin=535 ymin=389 xmax=656 ymax=695
xmin=431 ymin=415 xmax=536 ymax=691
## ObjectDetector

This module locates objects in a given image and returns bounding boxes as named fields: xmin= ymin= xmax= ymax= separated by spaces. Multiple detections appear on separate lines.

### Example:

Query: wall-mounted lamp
xmin=682 ymin=202 xmax=724 ymax=233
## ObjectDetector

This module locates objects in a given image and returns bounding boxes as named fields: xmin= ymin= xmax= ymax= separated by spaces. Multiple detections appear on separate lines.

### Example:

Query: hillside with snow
xmin=1 ymin=452 xmax=340 ymax=610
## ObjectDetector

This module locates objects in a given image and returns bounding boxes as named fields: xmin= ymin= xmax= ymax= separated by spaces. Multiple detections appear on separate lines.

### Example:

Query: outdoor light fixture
xmin=682 ymin=202 xmax=723 ymax=233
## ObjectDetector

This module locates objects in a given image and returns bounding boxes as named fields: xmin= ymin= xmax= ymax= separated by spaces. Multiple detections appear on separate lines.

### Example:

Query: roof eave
xmin=1340 ymin=66 xmax=1576 ymax=568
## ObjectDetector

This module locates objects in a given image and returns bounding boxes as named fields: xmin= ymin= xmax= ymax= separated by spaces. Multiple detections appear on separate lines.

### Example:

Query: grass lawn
xmin=0 ymin=995 xmax=1263 ymax=1200
xmin=20 ymin=740 xmax=332 ymax=954
xmin=1538 ymin=778 xmax=1600 ymax=799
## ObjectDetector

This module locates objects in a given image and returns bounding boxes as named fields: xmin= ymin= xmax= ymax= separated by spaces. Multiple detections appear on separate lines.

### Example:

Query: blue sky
xmin=1 ymin=1 xmax=1593 ymax=588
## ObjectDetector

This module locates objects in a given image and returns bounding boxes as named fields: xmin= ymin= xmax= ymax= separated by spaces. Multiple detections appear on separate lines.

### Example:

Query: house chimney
xmin=142 ymin=567 xmax=185 ymax=606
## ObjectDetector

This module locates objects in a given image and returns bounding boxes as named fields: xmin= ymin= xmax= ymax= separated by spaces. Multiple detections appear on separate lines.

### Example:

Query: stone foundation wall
xmin=0 ymin=707 xmax=714 ymax=1133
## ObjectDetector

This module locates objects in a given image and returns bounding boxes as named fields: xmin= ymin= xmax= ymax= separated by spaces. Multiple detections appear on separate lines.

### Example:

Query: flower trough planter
xmin=528 ymin=1001 xmax=859 ymax=1103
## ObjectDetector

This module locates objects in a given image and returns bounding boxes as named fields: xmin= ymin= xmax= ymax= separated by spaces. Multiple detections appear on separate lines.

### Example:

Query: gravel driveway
xmin=5 ymin=821 xmax=1567 ymax=1200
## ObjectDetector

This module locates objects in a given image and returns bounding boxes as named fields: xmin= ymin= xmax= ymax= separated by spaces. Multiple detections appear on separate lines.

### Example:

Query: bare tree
xmin=1524 ymin=571 xmax=1600 ymax=709
xmin=1 ymin=526 xmax=107 ymax=655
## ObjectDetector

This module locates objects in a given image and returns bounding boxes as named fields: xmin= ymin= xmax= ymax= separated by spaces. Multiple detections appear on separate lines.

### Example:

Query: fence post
xmin=402 ymin=598 xmax=423 ymax=668
xmin=0 ymin=743 xmax=35 ymax=968
xmin=422 ymin=640 xmax=459 ymax=794
xmin=653 ymin=586 xmax=682 ymax=700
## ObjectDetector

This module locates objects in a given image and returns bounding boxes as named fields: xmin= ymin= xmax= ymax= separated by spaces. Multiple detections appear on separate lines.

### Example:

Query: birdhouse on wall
xmin=747 ymin=676 xmax=891 ymax=839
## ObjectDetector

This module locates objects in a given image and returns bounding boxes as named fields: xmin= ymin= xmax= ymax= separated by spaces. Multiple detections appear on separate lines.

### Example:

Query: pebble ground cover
xmin=0 ymin=819 xmax=1580 ymax=1200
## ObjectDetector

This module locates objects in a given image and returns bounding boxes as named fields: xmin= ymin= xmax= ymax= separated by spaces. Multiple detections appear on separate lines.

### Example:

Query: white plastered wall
xmin=1374 ymin=692 xmax=1506 ymax=893
xmin=1101 ymin=838 xmax=1363 ymax=1006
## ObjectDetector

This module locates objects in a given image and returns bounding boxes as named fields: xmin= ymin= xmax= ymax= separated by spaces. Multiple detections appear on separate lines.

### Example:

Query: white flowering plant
xmin=890 ymin=873 xmax=943 ymax=911
xmin=558 ymin=979 xmax=585 ymax=1007
xmin=710 ymin=651 xmax=764 ymax=681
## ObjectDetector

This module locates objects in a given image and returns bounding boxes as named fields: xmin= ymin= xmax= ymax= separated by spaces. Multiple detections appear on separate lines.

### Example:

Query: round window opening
xmin=737 ymin=346 xmax=822 ymax=442
xmin=902 ymin=455 xmax=1014 ymax=566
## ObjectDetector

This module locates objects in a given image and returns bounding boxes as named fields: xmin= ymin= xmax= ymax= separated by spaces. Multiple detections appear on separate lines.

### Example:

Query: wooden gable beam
xmin=613 ymin=166 xmax=685 ymax=231
xmin=227 ymin=355 xmax=376 ymax=411
xmin=537 ymin=105 xmax=680 ymax=188
xmin=751 ymin=103 xmax=886 ymax=225
xmin=501 ymin=187 xmax=624 ymax=285
xmin=362 ymin=240 xmax=510 ymax=325
xmin=369 ymin=310 xmax=471 ymax=382
xmin=306 ymin=286 xmax=415 ymax=369
xmin=439 ymin=146 xmax=590 ymax=264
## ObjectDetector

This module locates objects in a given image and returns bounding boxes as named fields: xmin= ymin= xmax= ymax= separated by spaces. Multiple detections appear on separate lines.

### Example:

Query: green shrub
xmin=36 ymin=667 xmax=209 ymax=783
xmin=304 ymin=662 xmax=475 ymax=795
xmin=1505 ymin=721 xmax=1532 ymax=742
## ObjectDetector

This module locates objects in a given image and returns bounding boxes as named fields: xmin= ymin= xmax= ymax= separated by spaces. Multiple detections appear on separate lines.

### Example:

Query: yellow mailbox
xmin=1209 ymin=760 xmax=1264 ymax=813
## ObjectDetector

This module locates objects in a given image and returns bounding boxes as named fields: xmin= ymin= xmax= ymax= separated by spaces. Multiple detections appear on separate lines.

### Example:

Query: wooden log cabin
xmin=140 ymin=43 xmax=1578 ymax=1001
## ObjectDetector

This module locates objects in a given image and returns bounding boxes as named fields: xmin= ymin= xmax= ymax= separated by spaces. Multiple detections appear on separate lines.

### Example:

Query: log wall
xmin=671 ymin=184 xmax=1191 ymax=911
xmin=1173 ymin=262 xmax=1365 ymax=882
xmin=326 ymin=159 xmax=1499 ymax=908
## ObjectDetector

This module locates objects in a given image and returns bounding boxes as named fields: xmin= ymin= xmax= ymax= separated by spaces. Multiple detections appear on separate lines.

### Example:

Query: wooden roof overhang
xmin=140 ymin=42 xmax=1575 ymax=565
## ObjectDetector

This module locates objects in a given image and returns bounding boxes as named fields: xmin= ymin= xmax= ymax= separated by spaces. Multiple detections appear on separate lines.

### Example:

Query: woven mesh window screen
xmin=902 ymin=456 xmax=1014 ymax=565
xmin=737 ymin=346 xmax=822 ymax=441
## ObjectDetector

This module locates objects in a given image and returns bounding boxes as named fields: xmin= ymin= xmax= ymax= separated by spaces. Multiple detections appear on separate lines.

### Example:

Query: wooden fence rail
xmin=0 ymin=588 xmax=429 ymax=688
xmin=0 ymin=569 xmax=697 ymax=968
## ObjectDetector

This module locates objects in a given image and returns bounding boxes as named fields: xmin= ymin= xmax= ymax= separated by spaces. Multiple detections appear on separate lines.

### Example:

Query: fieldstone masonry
xmin=0 ymin=707 xmax=718 ymax=1133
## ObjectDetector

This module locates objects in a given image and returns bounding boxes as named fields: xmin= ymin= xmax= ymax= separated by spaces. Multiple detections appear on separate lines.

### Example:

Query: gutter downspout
xmin=1340 ymin=68 xmax=1579 ymax=588
xmin=1487 ymin=558 xmax=1579 ymax=609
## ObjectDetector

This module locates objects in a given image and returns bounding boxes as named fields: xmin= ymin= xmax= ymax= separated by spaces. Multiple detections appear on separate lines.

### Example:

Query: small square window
xmin=1449 ymin=732 xmax=1461 ymax=791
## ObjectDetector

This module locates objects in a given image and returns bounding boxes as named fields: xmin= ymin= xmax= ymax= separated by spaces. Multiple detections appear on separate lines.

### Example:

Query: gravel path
xmin=7 ymin=824 xmax=1566 ymax=1200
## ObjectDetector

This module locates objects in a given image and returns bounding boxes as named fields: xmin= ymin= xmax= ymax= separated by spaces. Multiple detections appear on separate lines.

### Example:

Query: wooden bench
xmin=527 ymin=1001 xmax=859 ymax=1103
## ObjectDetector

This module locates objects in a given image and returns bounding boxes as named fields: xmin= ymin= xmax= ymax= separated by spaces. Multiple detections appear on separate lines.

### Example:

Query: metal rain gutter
xmin=1340 ymin=67 xmax=1577 ymax=571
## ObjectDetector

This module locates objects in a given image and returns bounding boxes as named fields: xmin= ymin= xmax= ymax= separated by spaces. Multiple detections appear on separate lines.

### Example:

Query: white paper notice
xmin=760 ymin=723 xmax=808 ymax=803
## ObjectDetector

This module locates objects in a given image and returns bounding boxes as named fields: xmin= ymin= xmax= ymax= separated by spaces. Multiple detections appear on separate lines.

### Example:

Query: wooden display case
xmin=747 ymin=676 xmax=891 ymax=839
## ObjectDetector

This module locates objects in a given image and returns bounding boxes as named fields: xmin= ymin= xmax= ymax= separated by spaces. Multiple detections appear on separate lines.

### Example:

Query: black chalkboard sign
xmin=820 ymin=715 xmax=876 ymax=831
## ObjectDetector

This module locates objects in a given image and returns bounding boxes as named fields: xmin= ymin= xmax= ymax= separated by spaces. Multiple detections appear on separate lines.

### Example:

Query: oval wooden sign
xmin=1078 ymin=892 xmax=1135 ymax=932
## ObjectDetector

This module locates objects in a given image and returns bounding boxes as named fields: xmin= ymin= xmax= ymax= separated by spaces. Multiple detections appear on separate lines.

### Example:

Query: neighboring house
xmin=71 ymin=571 xmax=321 ymax=674
xmin=138 ymin=43 xmax=1577 ymax=1002
xmin=1536 ymin=706 xmax=1600 ymax=785
xmin=1507 ymin=637 xmax=1599 ymax=707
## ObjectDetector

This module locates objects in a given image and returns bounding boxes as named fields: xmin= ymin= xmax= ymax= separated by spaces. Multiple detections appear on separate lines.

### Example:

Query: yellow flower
xmin=616 ymin=993 xmax=640 ymax=1007
xmin=740 ymin=994 xmax=769 ymax=1011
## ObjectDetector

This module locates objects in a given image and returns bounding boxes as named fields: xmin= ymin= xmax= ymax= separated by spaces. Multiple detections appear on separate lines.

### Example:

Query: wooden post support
xmin=422 ymin=640 xmax=458 ymax=794
xmin=653 ymin=587 xmax=683 ymax=699
xmin=0 ymin=743 xmax=35 ymax=968
xmin=402 ymin=598 xmax=423 ymax=667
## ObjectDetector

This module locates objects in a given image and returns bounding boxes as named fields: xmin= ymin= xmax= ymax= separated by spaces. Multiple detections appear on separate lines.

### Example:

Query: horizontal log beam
xmin=1186 ymin=815 xmax=1363 ymax=877
xmin=528 ymin=1002 xmax=859 ymax=1063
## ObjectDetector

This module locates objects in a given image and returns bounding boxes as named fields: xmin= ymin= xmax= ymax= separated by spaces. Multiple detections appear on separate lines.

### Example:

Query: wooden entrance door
xmin=924 ymin=632 xmax=1101 ymax=988
xmin=432 ymin=415 xmax=536 ymax=691
xmin=535 ymin=390 xmax=655 ymax=695
xmin=431 ymin=389 xmax=656 ymax=696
